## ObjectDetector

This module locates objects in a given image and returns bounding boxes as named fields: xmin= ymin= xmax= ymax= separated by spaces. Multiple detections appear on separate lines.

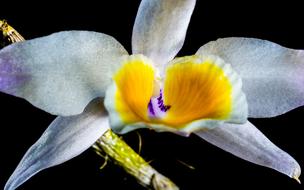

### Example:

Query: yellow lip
xmin=112 ymin=54 xmax=233 ymax=129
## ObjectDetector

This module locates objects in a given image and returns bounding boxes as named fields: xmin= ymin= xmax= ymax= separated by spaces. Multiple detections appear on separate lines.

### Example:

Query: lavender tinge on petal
xmin=0 ymin=52 xmax=29 ymax=95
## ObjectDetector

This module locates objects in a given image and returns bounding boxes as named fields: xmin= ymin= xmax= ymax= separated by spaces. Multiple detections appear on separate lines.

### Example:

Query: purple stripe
xmin=148 ymin=100 xmax=155 ymax=116
xmin=147 ymin=89 xmax=171 ymax=118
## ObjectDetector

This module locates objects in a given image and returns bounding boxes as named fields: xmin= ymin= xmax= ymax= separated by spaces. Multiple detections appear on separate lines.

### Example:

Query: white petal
xmin=4 ymin=98 xmax=110 ymax=190
xmin=132 ymin=0 xmax=196 ymax=68
xmin=0 ymin=31 xmax=128 ymax=116
xmin=197 ymin=37 xmax=304 ymax=118
xmin=195 ymin=121 xmax=301 ymax=179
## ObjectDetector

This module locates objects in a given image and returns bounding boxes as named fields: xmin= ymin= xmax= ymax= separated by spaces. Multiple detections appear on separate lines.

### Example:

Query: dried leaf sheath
xmin=0 ymin=19 xmax=24 ymax=48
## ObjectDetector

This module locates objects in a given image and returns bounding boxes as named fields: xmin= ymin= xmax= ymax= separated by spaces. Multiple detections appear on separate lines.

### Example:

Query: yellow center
xmin=113 ymin=55 xmax=232 ymax=129
xmin=114 ymin=55 xmax=155 ymax=122
xmin=163 ymin=56 xmax=232 ymax=126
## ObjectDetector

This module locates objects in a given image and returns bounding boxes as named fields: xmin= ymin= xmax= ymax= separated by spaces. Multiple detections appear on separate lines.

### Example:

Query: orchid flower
xmin=1 ymin=0 xmax=303 ymax=189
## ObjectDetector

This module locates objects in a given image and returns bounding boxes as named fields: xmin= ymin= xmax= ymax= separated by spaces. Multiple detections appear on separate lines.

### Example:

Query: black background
xmin=1 ymin=0 xmax=304 ymax=189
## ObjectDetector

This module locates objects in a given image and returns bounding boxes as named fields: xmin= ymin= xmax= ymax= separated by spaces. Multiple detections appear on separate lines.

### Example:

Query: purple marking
xmin=148 ymin=100 xmax=155 ymax=116
xmin=147 ymin=89 xmax=171 ymax=118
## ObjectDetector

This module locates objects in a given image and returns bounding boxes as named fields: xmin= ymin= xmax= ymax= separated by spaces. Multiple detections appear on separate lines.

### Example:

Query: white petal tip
xmin=293 ymin=176 xmax=301 ymax=184
xmin=291 ymin=167 xmax=301 ymax=184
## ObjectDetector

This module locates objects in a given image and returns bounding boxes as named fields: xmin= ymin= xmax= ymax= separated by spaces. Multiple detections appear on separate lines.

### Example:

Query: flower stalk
xmin=1 ymin=19 xmax=179 ymax=190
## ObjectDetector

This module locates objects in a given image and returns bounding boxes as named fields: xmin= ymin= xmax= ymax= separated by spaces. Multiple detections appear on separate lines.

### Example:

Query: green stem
xmin=93 ymin=130 xmax=179 ymax=190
